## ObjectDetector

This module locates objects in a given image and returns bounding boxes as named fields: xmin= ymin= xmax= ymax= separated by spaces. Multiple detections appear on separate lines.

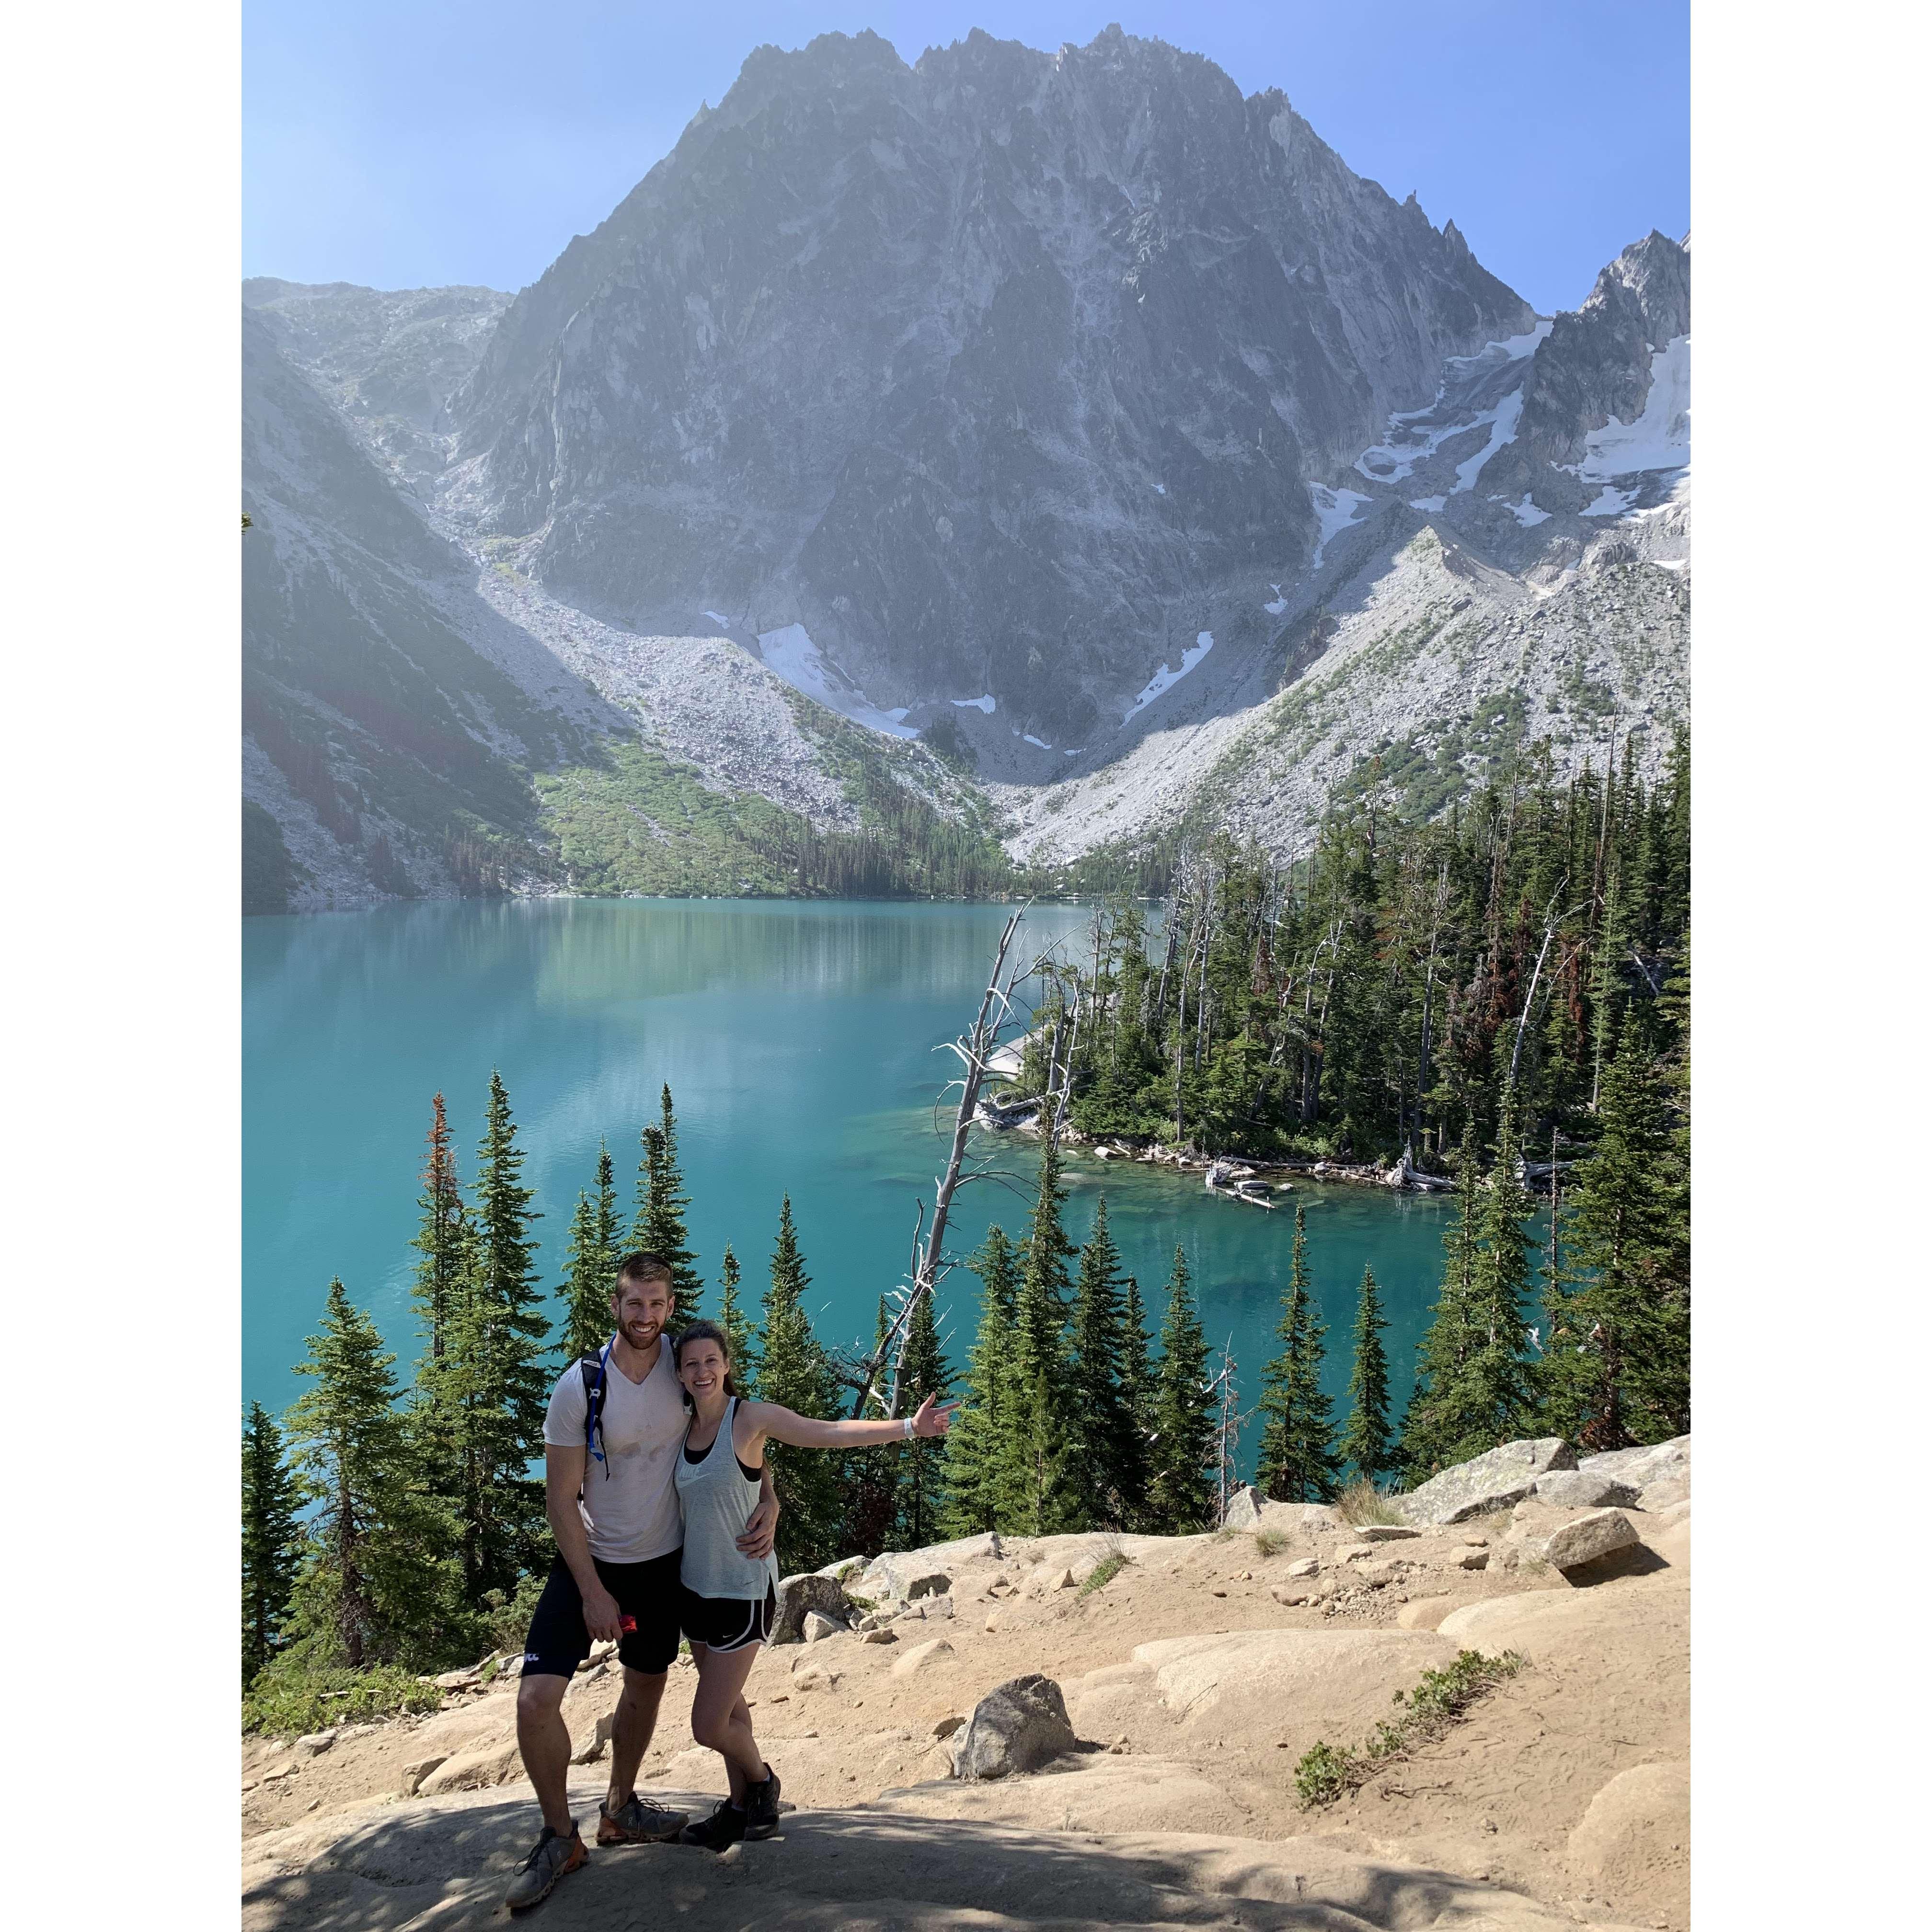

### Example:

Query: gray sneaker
xmin=505 ymin=1822 xmax=587 ymax=1911
xmin=596 ymin=1791 xmax=687 ymax=1845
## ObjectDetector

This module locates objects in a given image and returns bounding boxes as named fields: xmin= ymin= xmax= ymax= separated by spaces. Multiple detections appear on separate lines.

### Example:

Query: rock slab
xmin=954 ymin=1673 xmax=1078 ymax=1782
xmin=1395 ymin=1438 xmax=1577 ymax=1525
xmin=1531 ymin=1470 xmax=1641 ymax=1510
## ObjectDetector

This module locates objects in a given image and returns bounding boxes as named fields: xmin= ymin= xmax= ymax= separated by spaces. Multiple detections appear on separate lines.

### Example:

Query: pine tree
xmin=241 ymin=1400 xmax=303 ymax=1686
xmin=561 ymin=1191 xmax=609 ymax=1362
xmin=634 ymin=1085 xmax=703 ymax=1320
xmin=1148 ymin=1246 xmax=1216 ymax=1532
xmin=939 ymin=1226 xmax=1021 ymax=1537
xmin=716 ymin=1243 xmax=758 ymax=1394
xmin=1069 ymin=1196 xmax=1145 ymax=1528
xmin=1337 ymin=1265 xmax=1394 ymax=1482
xmin=284 ymin=1280 xmax=456 ymax=1666
xmin=1398 ymin=1123 xmax=1485 ymax=1482
xmin=1117 ymin=1273 xmax=1156 ymax=1529
xmin=1008 ymin=1109 xmax=1081 ymax=1533
xmin=408 ymin=1093 xmax=466 ymax=1363
xmin=1255 ymin=1205 xmax=1340 ymax=1502
xmin=1541 ymin=1031 xmax=1689 ymax=1449
xmin=559 ymin=1142 xmax=621 ymax=1360
xmin=758 ymin=1196 xmax=844 ymax=1571
xmin=894 ymin=1284 xmax=952 ymax=1547
xmin=1465 ymin=1082 xmax=1538 ymax=1448
xmin=446 ymin=1071 xmax=552 ymax=1607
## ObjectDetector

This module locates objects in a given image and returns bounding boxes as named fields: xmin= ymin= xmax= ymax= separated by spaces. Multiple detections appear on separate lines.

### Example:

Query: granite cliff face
xmin=447 ymin=26 xmax=1532 ymax=745
xmin=240 ymin=29 xmax=1688 ymax=907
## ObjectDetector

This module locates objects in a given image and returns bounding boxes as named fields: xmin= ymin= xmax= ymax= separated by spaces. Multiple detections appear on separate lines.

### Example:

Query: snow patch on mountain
xmin=952 ymin=694 xmax=997 ymax=713
xmin=1453 ymin=391 xmax=1527 ymax=493
xmin=1497 ymin=494 xmax=1552 ymax=527
xmin=1123 ymin=632 xmax=1215 ymax=724
xmin=757 ymin=623 xmax=920 ymax=738
xmin=1578 ymin=335 xmax=1690 ymax=479
xmin=1309 ymin=486 xmax=1371 ymax=564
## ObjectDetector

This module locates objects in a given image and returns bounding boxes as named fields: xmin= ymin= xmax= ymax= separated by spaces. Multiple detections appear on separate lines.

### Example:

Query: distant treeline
xmin=1024 ymin=728 xmax=1688 ymax=1167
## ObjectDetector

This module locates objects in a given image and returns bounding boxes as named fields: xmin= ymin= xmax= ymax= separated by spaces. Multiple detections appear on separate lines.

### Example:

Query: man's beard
xmin=621 ymin=1318 xmax=661 ymax=1347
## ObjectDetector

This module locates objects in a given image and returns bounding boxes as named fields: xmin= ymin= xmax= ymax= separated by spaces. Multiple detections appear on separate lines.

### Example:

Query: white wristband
xmin=902 ymin=1416 xmax=916 ymax=1440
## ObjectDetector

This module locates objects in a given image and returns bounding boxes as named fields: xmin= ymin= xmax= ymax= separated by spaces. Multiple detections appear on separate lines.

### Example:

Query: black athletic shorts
xmin=679 ymin=1579 xmax=777 ymax=1653
xmin=522 ymin=1548 xmax=683 ymax=1679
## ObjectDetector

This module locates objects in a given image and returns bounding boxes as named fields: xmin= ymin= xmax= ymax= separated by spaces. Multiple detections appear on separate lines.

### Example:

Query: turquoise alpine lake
xmin=244 ymin=898 xmax=1544 ymax=1481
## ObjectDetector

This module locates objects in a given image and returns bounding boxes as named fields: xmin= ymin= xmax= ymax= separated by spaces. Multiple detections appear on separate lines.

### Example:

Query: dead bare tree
xmin=840 ymin=908 xmax=1044 ymax=1418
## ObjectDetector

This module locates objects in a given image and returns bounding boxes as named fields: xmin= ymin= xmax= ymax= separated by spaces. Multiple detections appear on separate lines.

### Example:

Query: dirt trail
xmin=243 ymin=1501 xmax=1689 ymax=1930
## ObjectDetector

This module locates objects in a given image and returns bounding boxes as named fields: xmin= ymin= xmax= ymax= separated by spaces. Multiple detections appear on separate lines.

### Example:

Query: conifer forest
xmin=242 ymin=735 xmax=1688 ymax=1725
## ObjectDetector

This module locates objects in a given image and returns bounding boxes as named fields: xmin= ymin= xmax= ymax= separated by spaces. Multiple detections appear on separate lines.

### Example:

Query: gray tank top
xmin=675 ymin=1398 xmax=782 ymax=1601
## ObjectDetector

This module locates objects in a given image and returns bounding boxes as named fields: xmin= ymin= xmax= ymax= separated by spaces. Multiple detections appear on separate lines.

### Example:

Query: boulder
xmin=293 ymin=1730 xmax=337 ymax=1757
xmin=1285 ymin=1558 xmax=1320 ymax=1579
xmin=856 ymin=1540 xmax=995 ymax=1602
xmin=772 ymin=1572 xmax=852 ymax=1645
xmin=1639 ymin=1475 xmax=1690 ymax=1511
xmin=918 ymin=1594 xmax=956 ymax=1621
xmin=891 ymin=1638 xmax=956 ymax=1679
xmin=397 ymin=1753 xmax=448 ymax=1796
xmin=1542 ymin=1507 xmax=1640 ymax=1572
xmin=803 ymin=1610 xmax=843 ymax=1644
xmin=815 ymin=1555 xmax=867 ymax=1581
xmin=1455 ymin=1548 xmax=1490 ymax=1570
xmin=861 ymin=1626 xmax=898 ymax=1645
xmin=1576 ymin=1435 xmax=1689 ymax=1492
xmin=954 ymin=1674 xmax=1078 ymax=1781
xmin=1394 ymin=1438 xmax=1577 ymax=1525
xmin=419 ymin=1738 xmax=523 ymax=1795
xmin=570 ymin=1712 xmax=615 ymax=1765
xmin=1352 ymin=1524 xmax=1421 ymax=1542
xmin=1026 ymin=1562 xmax=1077 ymax=1596
xmin=433 ymin=1666 xmax=481 ymax=1690
xmin=1531 ymin=1470 xmax=1641 ymax=1511
xmin=1219 ymin=1484 xmax=1267 ymax=1530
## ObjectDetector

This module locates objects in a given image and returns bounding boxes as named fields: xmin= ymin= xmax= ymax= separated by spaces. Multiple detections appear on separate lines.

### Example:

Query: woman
xmin=669 ymin=1319 xmax=956 ymax=1851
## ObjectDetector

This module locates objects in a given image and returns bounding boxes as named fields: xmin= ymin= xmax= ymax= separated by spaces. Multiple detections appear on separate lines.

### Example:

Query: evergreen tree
xmin=1069 ymin=1196 xmax=1146 ymax=1528
xmin=1398 ymin=1124 xmax=1486 ymax=1481
xmin=561 ymin=1189 xmax=610 ymax=1362
xmin=1147 ymin=1246 xmax=1216 ymax=1532
xmin=283 ymin=1280 xmax=456 ymax=1666
xmin=1465 ymin=1082 xmax=1538 ymax=1448
xmin=558 ymin=1142 xmax=621 ymax=1359
xmin=446 ymin=1070 xmax=552 ymax=1607
xmin=1541 ymin=1031 xmax=1690 ymax=1448
xmin=894 ymin=1284 xmax=952 ymax=1547
xmin=1008 ymin=1109 xmax=1081 ymax=1533
xmin=939 ymin=1227 xmax=1021 ymax=1537
xmin=839 ymin=1297 xmax=903 ymax=1557
xmin=408 ymin=1092 xmax=466 ymax=1363
xmin=1117 ymin=1272 xmax=1156 ymax=1528
xmin=1255 ymin=1205 xmax=1340 ymax=1502
xmin=241 ymin=1400 xmax=302 ymax=1686
xmin=634 ymin=1085 xmax=703 ymax=1320
xmin=1337 ymin=1265 xmax=1394 ymax=1482
xmin=758 ymin=1196 xmax=844 ymax=1571
xmin=716 ymin=1243 xmax=758 ymax=1394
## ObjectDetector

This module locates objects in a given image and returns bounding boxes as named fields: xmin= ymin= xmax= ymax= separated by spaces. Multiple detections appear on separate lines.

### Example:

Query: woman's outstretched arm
xmin=739 ymin=1392 xmax=957 ymax=1453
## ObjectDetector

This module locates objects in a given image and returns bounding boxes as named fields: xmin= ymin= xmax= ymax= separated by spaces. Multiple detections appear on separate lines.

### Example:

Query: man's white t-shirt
xmin=542 ymin=1339 xmax=686 ymax=1564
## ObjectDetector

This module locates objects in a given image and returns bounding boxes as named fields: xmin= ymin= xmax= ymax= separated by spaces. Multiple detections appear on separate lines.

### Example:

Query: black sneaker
xmin=678 ymin=1797 xmax=747 ymax=1852
xmin=743 ymin=1766 xmax=782 ymax=1840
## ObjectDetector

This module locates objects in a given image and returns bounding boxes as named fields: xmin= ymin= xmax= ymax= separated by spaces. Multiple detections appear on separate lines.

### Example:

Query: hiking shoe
xmin=678 ymin=1797 xmax=747 ymax=1852
xmin=743 ymin=1765 xmax=782 ymax=1840
xmin=597 ymin=1791 xmax=687 ymax=1845
xmin=505 ymin=1822 xmax=586 ymax=1911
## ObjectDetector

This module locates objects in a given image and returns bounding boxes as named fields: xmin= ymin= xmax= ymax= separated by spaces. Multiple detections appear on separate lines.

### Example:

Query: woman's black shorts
xmin=521 ymin=1549 xmax=683 ymax=1679
xmin=679 ymin=1579 xmax=777 ymax=1653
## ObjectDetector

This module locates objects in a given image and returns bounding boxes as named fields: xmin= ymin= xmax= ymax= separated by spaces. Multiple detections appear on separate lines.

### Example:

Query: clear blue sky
xmin=243 ymin=1 xmax=1687 ymax=316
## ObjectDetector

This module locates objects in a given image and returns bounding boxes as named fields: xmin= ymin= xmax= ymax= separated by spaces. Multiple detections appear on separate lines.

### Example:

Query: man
xmin=506 ymin=1252 xmax=780 ymax=1911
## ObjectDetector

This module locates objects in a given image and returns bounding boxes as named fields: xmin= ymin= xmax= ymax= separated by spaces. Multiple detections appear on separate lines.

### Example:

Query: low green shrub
xmin=242 ymin=1656 xmax=443 ymax=1737
xmin=1254 ymin=1526 xmax=1291 ymax=1558
xmin=1077 ymin=1553 xmax=1131 ymax=1598
xmin=1293 ymin=1649 xmax=1526 ymax=1809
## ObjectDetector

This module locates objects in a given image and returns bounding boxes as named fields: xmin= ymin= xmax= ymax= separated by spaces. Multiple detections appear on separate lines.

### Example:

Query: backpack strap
xmin=579 ymin=1345 xmax=614 ymax=1480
